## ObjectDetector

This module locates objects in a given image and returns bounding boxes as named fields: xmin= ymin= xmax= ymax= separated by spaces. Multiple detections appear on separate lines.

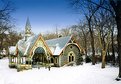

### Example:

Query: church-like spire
xmin=25 ymin=17 xmax=32 ymax=41
xmin=25 ymin=17 xmax=32 ymax=34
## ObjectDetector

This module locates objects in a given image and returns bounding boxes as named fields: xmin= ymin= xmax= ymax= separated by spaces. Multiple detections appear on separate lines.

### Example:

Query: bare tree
xmin=60 ymin=27 xmax=71 ymax=37
xmin=96 ymin=26 xmax=111 ymax=68
xmin=0 ymin=23 xmax=11 ymax=50
xmin=94 ymin=8 xmax=116 ymax=66
xmin=69 ymin=0 xmax=121 ymax=79
xmin=110 ymin=21 xmax=116 ymax=65
xmin=79 ymin=24 xmax=88 ymax=58
xmin=0 ymin=0 xmax=15 ymax=22
xmin=43 ymin=31 xmax=57 ymax=40
xmin=0 ymin=0 xmax=15 ymax=51
xmin=70 ymin=0 xmax=105 ymax=65
xmin=109 ymin=0 xmax=121 ymax=79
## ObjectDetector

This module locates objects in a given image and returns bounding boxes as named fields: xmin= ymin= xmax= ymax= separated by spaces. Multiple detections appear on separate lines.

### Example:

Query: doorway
xmin=32 ymin=47 xmax=47 ymax=67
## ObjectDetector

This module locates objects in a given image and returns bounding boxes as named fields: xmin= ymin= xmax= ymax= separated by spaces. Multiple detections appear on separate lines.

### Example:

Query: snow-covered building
xmin=9 ymin=18 xmax=83 ymax=71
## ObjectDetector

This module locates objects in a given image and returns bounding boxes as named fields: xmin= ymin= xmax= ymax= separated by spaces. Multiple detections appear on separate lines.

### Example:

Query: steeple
xmin=25 ymin=17 xmax=32 ymax=41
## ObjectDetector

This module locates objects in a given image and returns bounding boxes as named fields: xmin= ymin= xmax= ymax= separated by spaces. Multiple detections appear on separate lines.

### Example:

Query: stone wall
xmin=60 ymin=44 xmax=81 ymax=66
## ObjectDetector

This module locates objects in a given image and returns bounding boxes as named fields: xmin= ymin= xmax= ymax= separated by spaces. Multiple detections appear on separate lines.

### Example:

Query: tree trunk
xmin=84 ymin=38 xmax=88 ymax=57
xmin=91 ymin=34 xmax=95 ymax=65
xmin=109 ymin=0 xmax=121 ymax=78
xmin=84 ymin=37 xmax=88 ymax=62
xmin=82 ymin=29 xmax=88 ymax=61
xmin=116 ymin=13 xmax=121 ymax=78
xmin=88 ymin=21 xmax=95 ymax=65
xmin=111 ymin=27 xmax=115 ymax=65
xmin=102 ymin=50 xmax=106 ymax=68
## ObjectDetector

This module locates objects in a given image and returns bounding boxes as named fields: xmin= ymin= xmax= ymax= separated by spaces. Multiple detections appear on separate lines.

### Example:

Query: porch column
xmin=17 ymin=55 xmax=21 ymax=72
xmin=21 ymin=57 xmax=23 ymax=64
xmin=9 ymin=55 xmax=12 ymax=64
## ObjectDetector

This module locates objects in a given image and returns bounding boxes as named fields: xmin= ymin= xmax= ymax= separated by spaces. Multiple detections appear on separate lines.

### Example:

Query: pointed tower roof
xmin=24 ymin=17 xmax=33 ymax=41
xmin=25 ymin=17 xmax=32 ymax=34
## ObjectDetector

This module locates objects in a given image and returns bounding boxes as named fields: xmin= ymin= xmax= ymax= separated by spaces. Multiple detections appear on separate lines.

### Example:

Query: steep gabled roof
xmin=17 ymin=34 xmax=52 ymax=56
xmin=17 ymin=35 xmax=39 ymax=56
xmin=14 ymin=35 xmax=75 ymax=56
xmin=46 ymin=36 xmax=72 ymax=55
xmin=29 ymin=34 xmax=52 ymax=55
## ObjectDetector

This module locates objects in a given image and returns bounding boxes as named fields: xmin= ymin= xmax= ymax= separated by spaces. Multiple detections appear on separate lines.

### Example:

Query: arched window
xmin=69 ymin=56 xmax=71 ymax=62
xmin=68 ymin=51 xmax=75 ymax=62
xmin=69 ymin=56 xmax=74 ymax=62
xmin=51 ymin=58 xmax=54 ymax=63
xmin=72 ymin=56 xmax=74 ymax=61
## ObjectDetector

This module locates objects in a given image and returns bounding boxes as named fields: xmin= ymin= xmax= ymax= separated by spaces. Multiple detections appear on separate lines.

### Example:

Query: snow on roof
xmin=17 ymin=34 xmax=39 ymax=56
xmin=46 ymin=36 xmax=71 ymax=55
xmin=9 ymin=46 xmax=16 ymax=55
xmin=24 ymin=42 xmax=31 ymax=55
xmin=16 ymin=34 xmax=71 ymax=56
xmin=53 ymin=44 xmax=61 ymax=55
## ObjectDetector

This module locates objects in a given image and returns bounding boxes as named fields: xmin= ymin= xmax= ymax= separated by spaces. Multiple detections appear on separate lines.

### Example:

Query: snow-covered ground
xmin=0 ymin=58 xmax=121 ymax=84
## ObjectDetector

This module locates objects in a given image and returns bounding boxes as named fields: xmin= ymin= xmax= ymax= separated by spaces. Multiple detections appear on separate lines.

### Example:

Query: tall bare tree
xmin=109 ymin=0 xmax=121 ymax=79
xmin=70 ymin=0 xmax=105 ymax=65
xmin=94 ymin=8 xmax=116 ymax=67
xmin=0 ymin=0 xmax=15 ymax=51
xmin=96 ymin=26 xmax=111 ymax=68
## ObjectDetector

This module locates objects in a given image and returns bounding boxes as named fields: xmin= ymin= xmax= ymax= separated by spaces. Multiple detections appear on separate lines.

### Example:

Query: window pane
xmin=72 ymin=56 xmax=74 ymax=61
xmin=69 ymin=56 xmax=71 ymax=62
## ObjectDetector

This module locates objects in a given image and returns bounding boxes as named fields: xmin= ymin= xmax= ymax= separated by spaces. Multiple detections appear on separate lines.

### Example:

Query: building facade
xmin=9 ymin=18 xmax=83 ymax=71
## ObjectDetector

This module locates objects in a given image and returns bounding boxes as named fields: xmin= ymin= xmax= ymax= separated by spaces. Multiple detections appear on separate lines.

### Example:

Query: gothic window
xmin=69 ymin=56 xmax=71 ymax=62
xmin=68 ymin=54 xmax=74 ymax=62
xmin=72 ymin=56 xmax=74 ymax=61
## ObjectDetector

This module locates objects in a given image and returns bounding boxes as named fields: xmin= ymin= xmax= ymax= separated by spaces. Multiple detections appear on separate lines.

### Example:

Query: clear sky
xmin=12 ymin=0 xmax=81 ymax=34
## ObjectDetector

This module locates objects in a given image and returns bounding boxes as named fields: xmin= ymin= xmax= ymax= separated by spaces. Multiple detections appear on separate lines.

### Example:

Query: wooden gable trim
xmin=39 ymin=34 xmax=53 ymax=55
xmin=29 ymin=34 xmax=52 ymax=56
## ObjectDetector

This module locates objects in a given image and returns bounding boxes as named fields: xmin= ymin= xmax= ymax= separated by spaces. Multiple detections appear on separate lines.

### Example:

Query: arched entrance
xmin=32 ymin=47 xmax=47 ymax=67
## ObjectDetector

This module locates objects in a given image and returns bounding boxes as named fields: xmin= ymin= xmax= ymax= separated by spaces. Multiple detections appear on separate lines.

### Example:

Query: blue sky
xmin=12 ymin=0 xmax=81 ymax=34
